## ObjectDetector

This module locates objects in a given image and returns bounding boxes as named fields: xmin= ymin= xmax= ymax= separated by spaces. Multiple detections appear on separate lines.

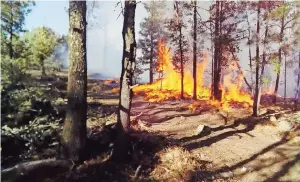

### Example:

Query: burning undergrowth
xmin=133 ymin=40 xmax=253 ymax=111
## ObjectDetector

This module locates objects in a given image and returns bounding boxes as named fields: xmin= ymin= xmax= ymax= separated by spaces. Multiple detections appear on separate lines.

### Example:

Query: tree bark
xmin=213 ymin=0 xmax=222 ymax=101
xmin=193 ymin=0 xmax=197 ymax=100
xmin=9 ymin=2 xmax=13 ymax=59
xmin=298 ymin=51 xmax=300 ymax=88
xmin=113 ymin=0 xmax=136 ymax=162
xmin=40 ymin=56 xmax=46 ymax=75
xmin=273 ymin=12 xmax=285 ymax=103
xmin=179 ymin=24 xmax=184 ymax=99
xmin=284 ymin=53 xmax=287 ymax=100
xmin=149 ymin=34 xmax=154 ymax=84
xmin=210 ymin=12 xmax=214 ymax=98
xmin=61 ymin=0 xmax=87 ymax=162
xmin=252 ymin=3 xmax=260 ymax=117
xmin=246 ymin=11 xmax=253 ymax=95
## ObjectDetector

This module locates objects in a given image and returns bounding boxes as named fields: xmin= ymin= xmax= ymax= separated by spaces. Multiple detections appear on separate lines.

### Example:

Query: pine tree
xmin=61 ymin=0 xmax=87 ymax=162
xmin=168 ymin=1 xmax=190 ymax=99
xmin=113 ymin=0 xmax=137 ymax=161
xmin=1 ymin=0 xmax=34 ymax=59
xmin=138 ymin=0 xmax=167 ymax=83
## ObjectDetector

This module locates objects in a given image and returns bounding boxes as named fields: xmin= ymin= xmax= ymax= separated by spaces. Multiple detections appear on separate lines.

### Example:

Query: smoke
xmin=52 ymin=37 xmax=69 ymax=69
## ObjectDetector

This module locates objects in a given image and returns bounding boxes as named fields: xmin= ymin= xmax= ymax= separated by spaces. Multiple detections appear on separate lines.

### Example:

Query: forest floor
xmin=131 ymin=97 xmax=300 ymax=182
xmin=1 ymin=72 xmax=300 ymax=182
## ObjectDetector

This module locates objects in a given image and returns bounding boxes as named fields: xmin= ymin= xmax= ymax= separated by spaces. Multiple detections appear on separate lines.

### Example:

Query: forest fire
xmin=133 ymin=40 xmax=253 ymax=110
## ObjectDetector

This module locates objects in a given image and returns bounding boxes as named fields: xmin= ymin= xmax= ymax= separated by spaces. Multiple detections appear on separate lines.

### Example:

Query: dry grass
xmin=150 ymin=146 xmax=203 ymax=181
xmin=87 ymin=113 xmax=117 ymax=128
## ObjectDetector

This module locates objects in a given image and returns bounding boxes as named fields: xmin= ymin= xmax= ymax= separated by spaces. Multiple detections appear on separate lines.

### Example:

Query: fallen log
xmin=1 ymin=159 xmax=74 ymax=182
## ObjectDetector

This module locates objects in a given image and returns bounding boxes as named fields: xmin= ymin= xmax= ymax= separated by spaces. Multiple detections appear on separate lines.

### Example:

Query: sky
xmin=24 ymin=1 xmax=298 ymax=97
xmin=25 ymin=1 xmax=147 ymax=79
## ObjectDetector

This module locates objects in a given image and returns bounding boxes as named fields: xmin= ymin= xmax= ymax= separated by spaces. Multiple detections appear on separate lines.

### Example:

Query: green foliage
xmin=27 ymin=27 xmax=58 ymax=68
xmin=138 ymin=1 xmax=168 ymax=73
xmin=261 ymin=76 xmax=271 ymax=85
xmin=270 ymin=56 xmax=281 ymax=73
xmin=1 ymin=56 xmax=29 ymax=85
xmin=1 ymin=0 xmax=35 ymax=36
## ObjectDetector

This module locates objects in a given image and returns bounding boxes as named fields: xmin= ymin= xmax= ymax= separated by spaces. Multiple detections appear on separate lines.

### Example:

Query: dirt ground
xmin=130 ymin=97 xmax=300 ymax=182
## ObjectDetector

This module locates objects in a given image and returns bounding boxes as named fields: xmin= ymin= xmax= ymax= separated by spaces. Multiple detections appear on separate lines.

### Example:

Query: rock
xmin=195 ymin=125 xmax=212 ymax=136
xmin=219 ymin=171 xmax=234 ymax=178
xmin=270 ymin=116 xmax=277 ymax=123
xmin=278 ymin=120 xmax=292 ymax=132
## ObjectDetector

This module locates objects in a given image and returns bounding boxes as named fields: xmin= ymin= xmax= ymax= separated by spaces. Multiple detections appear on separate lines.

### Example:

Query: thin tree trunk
xmin=246 ymin=11 xmax=253 ymax=95
xmin=40 ymin=56 xmax=46 ymax=75
xmin=253 ymin=3 xmax=260 ymax=117
xmin=210 ymin=12 xmax=214 ymax=98
xmin=179 ymin=25 xmax=184 ymax=99
xmin=213 ymin=0 xmax=222 ymax=101
xmin=113 ymin=0 xmax=136 ymax=161
xmin=9 ymin=2 xmax=13 ymax=59
xmin=284 ymin=53 xmax=287 ymax=100
xmin=149 ymin=34 xmax=154 ymax=84
xmin=298 ymin=51 xmax=300 ymax=88
xmin=193 ymin=0 xmax=197 ymax=100
xmin=273 ymin=12 xmax=285 ymax=103
xmin=230 ymin=49 xmax=252 ymax=92
xmin=61 ymin=0 xmax=87 ymax=162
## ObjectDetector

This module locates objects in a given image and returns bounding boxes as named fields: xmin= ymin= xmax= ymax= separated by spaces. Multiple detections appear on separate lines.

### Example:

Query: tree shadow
xmin=265 ymin=152 xmax=300 ymax=182
xmin=186 ymin=133 xmax=292 ymax=181
xmin=53 ymin=129 xmax=175 ymax=182
xmin=180 ymin=116 xmax=262 ymax=149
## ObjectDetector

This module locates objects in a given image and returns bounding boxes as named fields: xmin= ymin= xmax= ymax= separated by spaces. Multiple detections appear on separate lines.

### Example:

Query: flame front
xmin=133 ymin=40 xmax=253 ymax=110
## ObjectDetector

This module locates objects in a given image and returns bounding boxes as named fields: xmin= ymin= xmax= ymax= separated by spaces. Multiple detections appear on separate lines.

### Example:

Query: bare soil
xmin=131 ymin=97 xmax=300 ymax=182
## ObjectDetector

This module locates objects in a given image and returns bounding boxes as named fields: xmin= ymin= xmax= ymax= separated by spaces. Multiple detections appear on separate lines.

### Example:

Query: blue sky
xmin=25 ymin=1 xmax=147 ymax=79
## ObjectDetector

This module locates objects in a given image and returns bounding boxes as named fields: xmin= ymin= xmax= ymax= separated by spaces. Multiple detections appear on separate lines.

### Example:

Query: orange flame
xmin=133 ymin=40 xmax=253 ymax=111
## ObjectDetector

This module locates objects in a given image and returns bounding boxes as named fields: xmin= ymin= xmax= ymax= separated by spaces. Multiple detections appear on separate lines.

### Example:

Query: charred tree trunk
xmin=252 ymin=3 xmax=260 ymax=117
xmin=213 ymin=0 xmax=222 ymax=101
xmin=193 ymin=0 xmax=197 ymax=100
xmin=273 ymin=13 xmax=285 ymax=103
xmin=113 ymin=0 xmax=136 ymax=162
xmin=179 ymin=24 xmax=184 ymax=99
xmin=61 ymin=1 xmax=87 ymax=162
xmin=149 ymin=34 xmax=154 ymax=84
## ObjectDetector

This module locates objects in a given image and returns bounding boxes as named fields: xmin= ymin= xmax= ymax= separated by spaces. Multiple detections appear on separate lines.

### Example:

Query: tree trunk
xmin=113 ymin=0 xmax=136 ymax=162
xmin=273 ymin=13 xmax=285 ymax=103
xmin=149 ymin=34 xmax=154 ymax=84
xmin=193 ymin=0 xmax=197 ymax=100
xmin=284 ymin=53 xmax=287 ymax=100
xmin=9 ymin=2 xmax=13 ymax=59
xmin=210 ymin=12 xmax=214 ymax=98
xmin=61 ymin=1 xmax=87 ymax=162
xmin=298 ymin=51 xmax=300 ymax=88
xmin=252 ymin=3 xmax=260 ymax=117
xmin=213 ymin=0 xmax=222 ymax=101
xmin=246 ymin=11 xmax=253 ymax=95
xmin=40 ymin=56 xmax=46 ymax=76
xmin=179 ymin=25 xmax=184 ymax=99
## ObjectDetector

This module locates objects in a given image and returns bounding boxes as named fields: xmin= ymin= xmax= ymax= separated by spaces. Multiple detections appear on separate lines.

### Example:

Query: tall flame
xmin=133 ymin=40 xmax=253 ymax=110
